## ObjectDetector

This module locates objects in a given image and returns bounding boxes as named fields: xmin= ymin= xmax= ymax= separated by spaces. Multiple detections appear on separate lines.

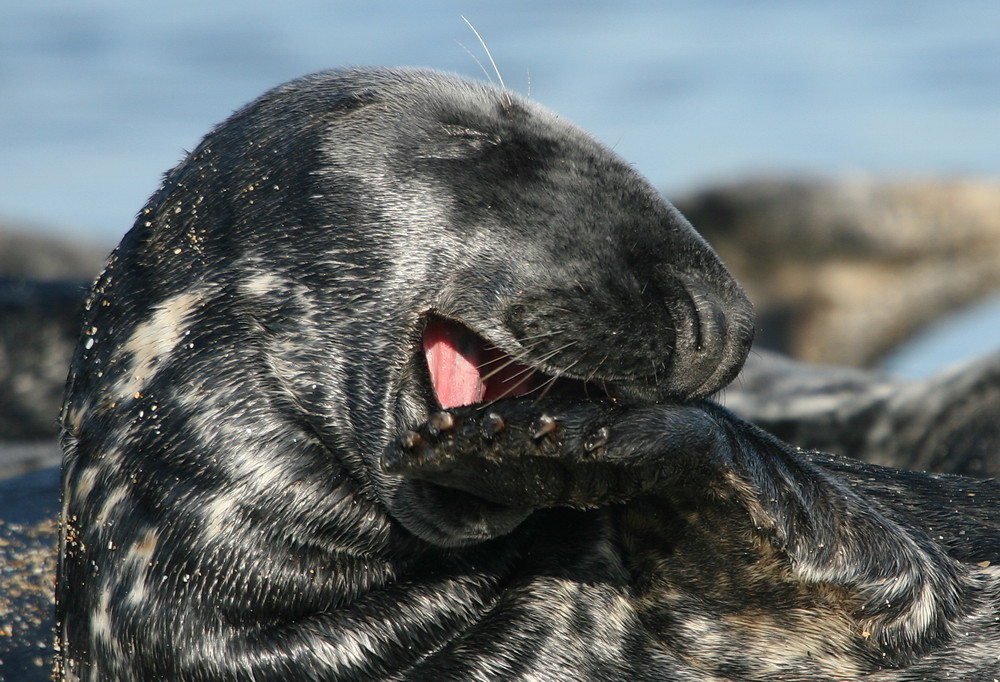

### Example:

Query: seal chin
xmin=388 ymin=478 xmax=532 ymax=548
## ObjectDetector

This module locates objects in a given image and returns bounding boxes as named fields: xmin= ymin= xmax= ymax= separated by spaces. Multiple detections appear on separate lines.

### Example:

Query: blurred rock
xmin=723 ymin=349 xmax=1000 ymax=477
xmin=677 ymin=178 xmax=1000 ymax=366
xmin=0 ymin=221 xmax=107 ymax=281
xmin=0 ymin=278 xmax=90 ymax=442
xmin=0 ymin=222 xmax=106 ymax=444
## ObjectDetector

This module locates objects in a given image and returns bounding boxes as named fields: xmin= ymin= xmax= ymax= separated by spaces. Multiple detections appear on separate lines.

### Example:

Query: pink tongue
xmin=423 ymin=320 xmax=485 ymax=408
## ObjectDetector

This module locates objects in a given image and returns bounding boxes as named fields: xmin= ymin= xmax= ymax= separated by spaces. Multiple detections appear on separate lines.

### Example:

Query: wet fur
xmin=57 ymin=68 xmax=1000 ymax=680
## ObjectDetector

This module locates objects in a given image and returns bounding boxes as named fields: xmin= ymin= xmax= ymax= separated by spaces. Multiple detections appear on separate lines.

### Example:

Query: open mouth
xmin=421 ymin=316 xmax=615 ymax=409
xmin=422 ymin=316 xmax=546 ymax=409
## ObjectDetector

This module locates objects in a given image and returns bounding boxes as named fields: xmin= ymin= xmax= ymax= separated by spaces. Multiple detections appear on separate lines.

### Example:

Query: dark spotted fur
xmin=57 ymin=68 xmax=1000 ymax=680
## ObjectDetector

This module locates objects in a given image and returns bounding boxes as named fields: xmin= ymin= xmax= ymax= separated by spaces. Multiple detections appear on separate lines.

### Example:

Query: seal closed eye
xmin=59 ymin=68 xmax=1000 ymax=681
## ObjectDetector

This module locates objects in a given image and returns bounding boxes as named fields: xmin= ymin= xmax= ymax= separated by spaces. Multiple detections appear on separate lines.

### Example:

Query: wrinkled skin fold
xmin=56 ymin=67 xmax=1000 ymax=681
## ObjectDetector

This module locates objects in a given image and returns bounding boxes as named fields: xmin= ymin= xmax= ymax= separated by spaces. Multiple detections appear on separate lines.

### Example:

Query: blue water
xmin=3 ymin=0 xmax=1000 ymax=375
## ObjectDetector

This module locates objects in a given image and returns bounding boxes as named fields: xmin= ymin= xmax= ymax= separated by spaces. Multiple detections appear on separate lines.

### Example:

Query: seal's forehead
xmin=298 ymin=67 xmax=561 ymax=134
xmin=282 ymin=67 xmax=505 ymax=110
xmin=347 ymin=67 xmax=513 ymax=105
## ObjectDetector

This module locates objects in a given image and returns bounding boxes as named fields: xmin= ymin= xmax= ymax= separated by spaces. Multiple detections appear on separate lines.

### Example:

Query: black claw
xmin=585 ymin=426 xmax=609 ymax=452
xmin=429 ymin=411 xmax=456 ymax=432
xmin=401 ymin=431 xmax=423 ymax=451
xmin=482 ymin=412 xmax=506 ymax=439
xmin=531 ymin=414 xmax=558 ymax=440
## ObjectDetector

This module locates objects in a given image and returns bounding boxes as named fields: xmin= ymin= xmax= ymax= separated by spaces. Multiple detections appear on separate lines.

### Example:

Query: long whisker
xmin=478 ymin=353 xmax=517 ymax=371
xmin=473 ymin=334 xmax=589 ymax=409
xmin=585 ymin=354 xmax=611 ymax=383
xmin=530 ymin=373 xmax=560 ymax=402
xmin=479 ymin=337 xmax=579 ymax=380
xmin=479 ymin=354 xmax=535 ymax=383
xmin=460 ymin=16 xmax=511 ymax=106
xmin=476 ymin=337 xmax=547 ymax=372
xmin=487 ymin=341 xmax=579 ymax=381
xmin=454 ymin=40 xmax=493 ymax=88
xmin=479 ymin=367 xmax=542 ymax=410
xmin=529 ymin=359 xmax=581 ymax=404
xmin=532 ymin=340 xmax=580 ymax=364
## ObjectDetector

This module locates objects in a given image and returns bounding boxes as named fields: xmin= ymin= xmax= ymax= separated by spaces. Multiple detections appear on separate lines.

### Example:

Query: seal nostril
xmin=658 ymin=276 xmax=752 ymax=401
xmin=695 ymin=291 xmax=731 ymax=356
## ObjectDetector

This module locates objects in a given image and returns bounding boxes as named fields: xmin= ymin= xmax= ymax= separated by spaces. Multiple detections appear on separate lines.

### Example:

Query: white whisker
xmin=461 ymin=16 xmax=511 ymax=106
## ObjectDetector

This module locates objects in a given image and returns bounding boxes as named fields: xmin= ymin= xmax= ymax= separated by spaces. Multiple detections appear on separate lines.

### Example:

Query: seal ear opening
xmin=422 ymin=317 xmax=540 ymax=408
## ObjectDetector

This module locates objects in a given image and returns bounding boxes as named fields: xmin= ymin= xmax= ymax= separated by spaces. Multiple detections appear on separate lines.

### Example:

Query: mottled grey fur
xmin=57 ymin=68 xmax=1000 ymax=681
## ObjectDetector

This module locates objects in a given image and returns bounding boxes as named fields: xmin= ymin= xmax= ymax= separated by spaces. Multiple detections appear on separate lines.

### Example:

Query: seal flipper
xmin=385 ymin=398 xmax=975 ymax=666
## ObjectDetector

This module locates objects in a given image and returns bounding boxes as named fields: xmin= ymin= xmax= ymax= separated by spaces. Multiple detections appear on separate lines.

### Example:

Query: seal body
xmin=57 ymin=68 xmax=1000 ymax=680
xmin=722 ymin=349 xmax=1000 ymax=477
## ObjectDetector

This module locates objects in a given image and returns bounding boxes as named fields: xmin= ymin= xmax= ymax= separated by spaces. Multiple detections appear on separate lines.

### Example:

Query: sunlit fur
xmin=57 ymin=68 xmax=999 ymax=681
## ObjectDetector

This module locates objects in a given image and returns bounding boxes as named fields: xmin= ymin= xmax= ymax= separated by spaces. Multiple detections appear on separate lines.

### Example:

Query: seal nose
xmin=499 ymin=269 xmax=753 ymax=403
xmin=661 ymin=278 xmax=754 ymax=399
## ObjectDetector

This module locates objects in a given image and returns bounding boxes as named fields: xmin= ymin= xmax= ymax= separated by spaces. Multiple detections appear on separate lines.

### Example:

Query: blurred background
xmin=2 ymin=0 xmax=1000 ymax=404
xmin=4 ymin=1 xmax=999 ymax=242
